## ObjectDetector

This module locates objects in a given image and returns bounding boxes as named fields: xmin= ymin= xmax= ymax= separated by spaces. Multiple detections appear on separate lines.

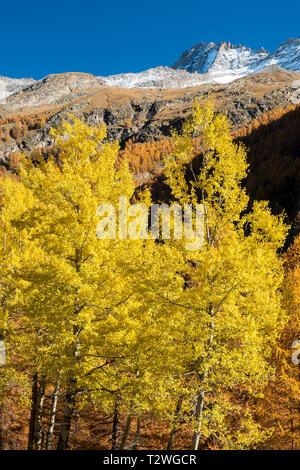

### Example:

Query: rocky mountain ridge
xmin=1 ymin=37 xmax=299 ymax=97
xmin=0 ymin=67 xmax=299 ymax=164
xmin=100 ymin=37 xmax=300 ymax=87
xmin=98 ymin=67 xmax=209 ymax=89
xmin=3 ymin=72 xmax=102 ymax=108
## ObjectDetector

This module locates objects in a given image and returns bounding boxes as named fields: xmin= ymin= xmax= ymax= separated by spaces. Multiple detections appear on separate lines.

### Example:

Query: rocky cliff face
xmin=0 ymin=67 xmax=299 ymax=163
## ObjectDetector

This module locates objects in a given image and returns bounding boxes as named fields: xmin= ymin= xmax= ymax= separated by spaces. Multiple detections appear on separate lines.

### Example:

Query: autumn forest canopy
xmin=0 ymin=101 xmax=299 ymax=451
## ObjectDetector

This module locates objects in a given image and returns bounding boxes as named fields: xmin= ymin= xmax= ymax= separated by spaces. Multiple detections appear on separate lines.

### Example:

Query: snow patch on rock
xmin=98 ymin=66 xmax=211 ymax=89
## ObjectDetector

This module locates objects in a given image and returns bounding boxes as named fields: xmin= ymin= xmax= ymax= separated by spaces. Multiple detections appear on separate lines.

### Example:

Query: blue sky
xmin=1 ymin=0 xmax=299 ymax=79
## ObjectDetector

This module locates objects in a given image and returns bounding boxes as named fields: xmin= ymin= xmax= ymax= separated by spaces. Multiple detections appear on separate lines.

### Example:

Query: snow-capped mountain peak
xmin=98 ymin=38 xmax=300 ymax=89
xmin=172 ymin=37 xmax=300 ymax=83
xmin=173 ymin=42 xmax=268 ymax=73
xmin=172 ymin=41 xmax=271 ymax=82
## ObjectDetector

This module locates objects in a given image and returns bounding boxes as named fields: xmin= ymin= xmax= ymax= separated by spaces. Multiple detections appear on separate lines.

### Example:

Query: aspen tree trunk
xmin=57 ymin=324 xmax=80 ymax=450
xmin=111 ymin=401 xmax=119 ymax=450
xmin=167 ymin=394 xmax=184 ymax=450
xmin=28 ymin=373 xmax=39 ymax=450
xmin=57 ymin=377 xmax=77 ymax=450
xmin=119 ymin=410 xmax=133 ymax=450
xmin=132 ymin=416 xmax=141 ymax=450
xmin=189 ymin=202 xmax=212 ymax=451
xmin=35 ymin=378 xmax=46 ymax=450
xmin=191 ymin=388 xmax=206 ymax=450
xmin=191 ymin=306 xmax=214 ymax=450
xmin=57 ymin=264 xmax=82 ymax=452
xmin=46 ymin=374 xmax=61 ymax=450
xmin=57 ymin=253 xmax=82 ymax=450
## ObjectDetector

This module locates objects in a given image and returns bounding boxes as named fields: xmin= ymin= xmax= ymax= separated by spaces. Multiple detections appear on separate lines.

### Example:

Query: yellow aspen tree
xmin=0 ymin=117 xmax=184 ymax=450
xmin=0 ymin=117 xmax=136 ymax=448
xmin=160 ymin=101 xmax=288 ymax=450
